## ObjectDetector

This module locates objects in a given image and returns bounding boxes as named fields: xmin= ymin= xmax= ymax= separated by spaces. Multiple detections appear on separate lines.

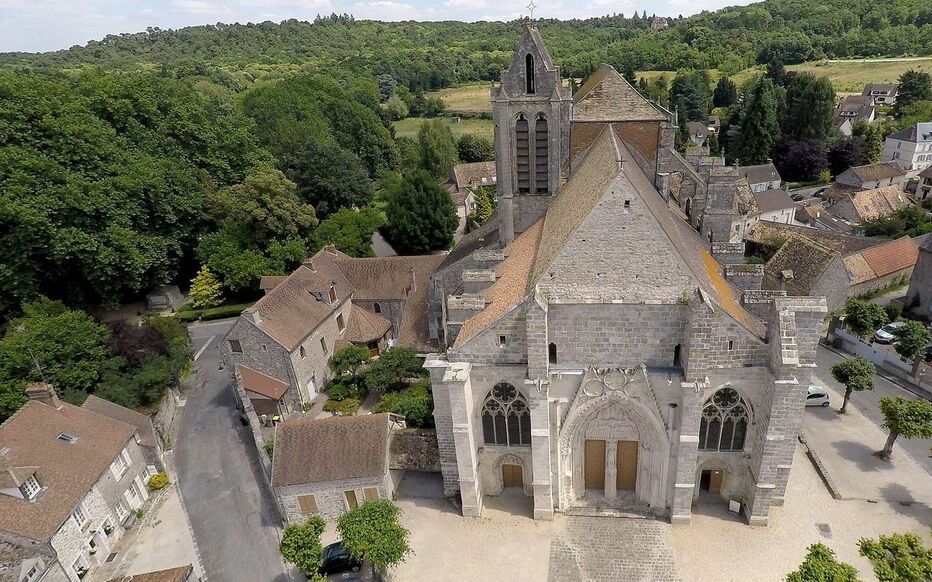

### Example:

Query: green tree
xmin=893 ymin=70 xmax=932 ymax=118
xmin=457 ymin=134 xmax=494 ymax=163
xmin=384 ymin=93 xmax=409 ymax=121
xmin=731 ymin=76 xmax=780 ymax=165
xmin=843 ymin=299 xmax=888 ymax=339
xmin=0 ymin=298 xmax=112 ymax=417
xmin=374 ymin=379 xmax=433 ymax=428
xmin=859 ymin=533 xmax=932 ymax=581
xmin=417 ymin=119 xmax=457 ymax=180
xmin=713 ymin=76 xmax=738 ymax=108
xmin=280 ymin=516 xmax=327 ymax=581
xmin=852 ymin=121 xmax=884 ymax=163
xmin=287 ymin=140 xmax=374 ymax=218
xmin=337 ymin=500 xmax=411 ymax=572
xmin=830 ymin=357 xmax=875 ymax=414
xmin=363 ymin=347 xmax=426 ymax=392
xmin=670 ymin=69 xmax=712 ymax=123
xmin=877 ymin=396 xmax=932 ymax=460
xmin=329 ymin=344 xmax=372 ymax=377
xmin=384 ymin=171 xmax=458 ymax=254
xmin=891 ymin=321 xmax=931 ymax=361
xmin=189 ymin=266 xmax=223 ymax=309
xmin=782 ymin=73 xmax=836 ymax=142
xmin=313 ymin=207 xmax=383 ymax=258
xmin=786 ymin=543 xmax=862 ymax=582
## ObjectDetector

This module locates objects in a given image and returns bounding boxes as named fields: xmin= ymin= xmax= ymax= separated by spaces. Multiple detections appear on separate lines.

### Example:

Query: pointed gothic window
xmin=515 ymin=114 xmax=530 ymax=193
xmin=535 ymin=113 xmax=548 ymax=193
xmin=481 ymin=383 xmax=531 ymax=447
xmin=525 ymin=53 xmax=535 ymax=94
xmin=699 ymin=387 xmax=750 ymax=452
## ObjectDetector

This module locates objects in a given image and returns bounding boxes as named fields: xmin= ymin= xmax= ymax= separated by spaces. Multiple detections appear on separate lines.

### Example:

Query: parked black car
xmin=319 ymin=542 xmax=362 ymax=576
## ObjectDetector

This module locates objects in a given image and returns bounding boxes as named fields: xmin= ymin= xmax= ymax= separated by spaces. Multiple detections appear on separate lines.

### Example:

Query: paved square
xmin=549 ymin=517 xmax=680 ymax=582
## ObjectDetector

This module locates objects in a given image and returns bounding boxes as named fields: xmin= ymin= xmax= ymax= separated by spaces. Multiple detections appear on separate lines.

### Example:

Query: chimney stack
xmin=26 ymin=382 xmax=62 ymax=409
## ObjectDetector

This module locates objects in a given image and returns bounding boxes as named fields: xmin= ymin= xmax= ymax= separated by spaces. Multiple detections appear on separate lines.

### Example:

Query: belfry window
xmin=548 ymin=342 xmax=557 ymax=364
xmin=525 ymin=53 xmax=535 ymax=94
xmin=698 ymin=387 xmax=749 ymax=452
xmin=515 ymin=114 xmax=530 ymax=193
xmin=481 ymin=383 xmax=531 ymax=447
xmin=535 ymin=113 xmax=548 ymax=193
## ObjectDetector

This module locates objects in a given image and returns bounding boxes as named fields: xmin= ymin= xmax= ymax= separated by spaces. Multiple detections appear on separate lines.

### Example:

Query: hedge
xmin=174 ymin=302 xmax=252 ymax=322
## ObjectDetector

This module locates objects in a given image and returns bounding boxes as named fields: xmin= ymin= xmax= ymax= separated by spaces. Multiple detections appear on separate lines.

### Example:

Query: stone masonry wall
xmin=451 ymin=308 xmax=529 ymax=366
xmin=221 ymin=320 xmax=298 ymax=402
xmin=277 ymin=475 xmax=391 ymax=523
xmin=50 ymin=485 xmax=120 ymax=582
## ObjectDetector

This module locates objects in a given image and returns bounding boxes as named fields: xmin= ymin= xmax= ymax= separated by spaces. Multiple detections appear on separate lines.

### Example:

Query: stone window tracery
xmin=698 ymin=387 xmax=749 ymax=452
xmin=481 ymin=383 xmax=531 ymax=447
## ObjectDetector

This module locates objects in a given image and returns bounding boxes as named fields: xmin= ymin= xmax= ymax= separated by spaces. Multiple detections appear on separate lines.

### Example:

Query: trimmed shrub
xmin=323 ymin=397 xmax=361 ymax=416
xmin=147 ymin=472 xmax=169 ymax=491
xmin=374 ymin=380 xmax=433 ymax=428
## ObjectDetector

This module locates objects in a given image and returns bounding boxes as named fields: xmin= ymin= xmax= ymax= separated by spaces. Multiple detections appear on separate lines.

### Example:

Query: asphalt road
xmin=175 ymin=319 xmax=296 ymax=582
xmin=815 ymin=345 xmax=932 ymax=475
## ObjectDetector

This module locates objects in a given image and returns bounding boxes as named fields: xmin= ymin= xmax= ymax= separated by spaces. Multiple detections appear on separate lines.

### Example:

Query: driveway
xmin=816 ymin=345 xmax=932 ymax=475
xmin=176 ymin=319 xmax=296 ymax=582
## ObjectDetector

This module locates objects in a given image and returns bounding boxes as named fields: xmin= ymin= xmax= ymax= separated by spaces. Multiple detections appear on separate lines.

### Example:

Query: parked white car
xmin=806 ymin=386 xmax=830 ymax=407
xmin=873 ymin=321 xmax=905 ymax=344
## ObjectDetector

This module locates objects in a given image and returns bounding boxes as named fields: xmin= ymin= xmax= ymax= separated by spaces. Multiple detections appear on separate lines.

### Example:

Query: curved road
xmin=176 ymin=319 xmax=296 ymax=582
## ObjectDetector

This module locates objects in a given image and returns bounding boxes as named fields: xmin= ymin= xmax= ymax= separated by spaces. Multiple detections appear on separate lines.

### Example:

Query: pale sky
xmin=0 ymin=0 xmax=755 ymax=53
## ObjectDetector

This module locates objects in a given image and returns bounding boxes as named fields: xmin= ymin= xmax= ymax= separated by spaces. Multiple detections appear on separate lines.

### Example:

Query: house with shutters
xmin=882 ymin=123 xmax=932 ymax=172
xmin=271 ymin=413 xmax=401 ymax=522
xmin=0 ymin=384 xmax=151 ymax=582
xmin=221 ymin=246 xmax=444 ymax=414
xmin=445 ymin=161 xmax=496 ymax=236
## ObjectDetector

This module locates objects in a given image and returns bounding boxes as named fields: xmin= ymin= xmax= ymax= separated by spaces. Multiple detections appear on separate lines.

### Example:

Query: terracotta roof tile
xmin=842 ymin=253 xmax=877 ymax=285
xmin=765 ymin=236 xmax=838 ymax=295
xmin=746 ymin=221 xmax=884 ymax=255
xmin=0 ymin=401 xmax=136 ymax=542
xmin=237 ymin=364 xmax=289 ymax=400
xmin=848 ymin=162 xmax=906 ymax=183
xmin=271 ymin=414 xmax=391 ymax=487
xmin=856 ymin=236 xmax=919 ymax=278
xmin=846 ymin=185 xmax=911 ymax=221
xmin=259 ymin=276 xmax=288 ymax=292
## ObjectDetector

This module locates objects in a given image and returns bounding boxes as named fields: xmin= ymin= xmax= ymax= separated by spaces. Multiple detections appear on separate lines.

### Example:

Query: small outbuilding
xmin=272 ymin=413 xmax=402 ymax=523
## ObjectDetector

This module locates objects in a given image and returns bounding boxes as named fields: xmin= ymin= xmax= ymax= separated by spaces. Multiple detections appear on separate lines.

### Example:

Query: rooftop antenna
xmin=527 ymin=0 xmax=537 ymax=20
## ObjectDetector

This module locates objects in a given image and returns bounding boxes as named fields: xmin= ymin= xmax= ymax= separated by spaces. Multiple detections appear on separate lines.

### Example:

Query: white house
xmin=882 ymin=123 xmax=932 ymax=171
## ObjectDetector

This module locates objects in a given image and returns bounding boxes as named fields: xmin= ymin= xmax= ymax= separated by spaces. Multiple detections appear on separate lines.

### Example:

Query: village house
xmin=827 ymin=184 xmax=911 ymax=224
xmin=751 ymin=189 xmax=795 ymax=225
xmin=221 ymin=247 xmax=444 ymax=413
xmin=834 ymin=95 xmax=875 ymax=136
xmin=795 ymin=202 xmax=855 ymax=234
xmin=426 ymin=27 xmax=827 ymax=529
xmin=271 ymin=413 xmax=401 ymax=523
xmin=917 ymin=166 xmax=932 ymax=200
xmin=82 ymin=395 xmax=165 ymax=475
xmin=444 ymin=161 xmax=496 ymax=236
xmin=0 ymin=385 xmax=151 ymax=582
xmin=861 ymin=83 xmax=898 ymax=106
xmin=904 ymin=237 xmax=932 ymax=318
xmin=685 ymin=121 xmax=710 ymax=147
xmin=835 ymin=161 xmax=907 ymax=190
xmin=738 ymin=162 xmax=782 ymax=193
xmin=883 ymin=122 xmax=932 ymax=172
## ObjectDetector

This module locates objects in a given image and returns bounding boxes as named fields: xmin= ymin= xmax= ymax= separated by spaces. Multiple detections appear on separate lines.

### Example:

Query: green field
xmin=428 ymin=84 xmax=494 ymax=112
xmin=393 ymin=116 xmax=493 ymax=141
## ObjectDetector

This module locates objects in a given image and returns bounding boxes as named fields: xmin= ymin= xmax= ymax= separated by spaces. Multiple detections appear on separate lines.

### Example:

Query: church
xmin=425 ymin=26 xmax=826 ymax=526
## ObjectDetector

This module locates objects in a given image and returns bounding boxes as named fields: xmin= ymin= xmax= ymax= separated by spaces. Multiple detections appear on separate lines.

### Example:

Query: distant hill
xmin=1 ymin=0 xmax=930 ymax=92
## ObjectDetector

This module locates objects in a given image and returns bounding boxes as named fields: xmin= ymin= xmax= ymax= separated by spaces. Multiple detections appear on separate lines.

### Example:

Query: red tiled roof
xmin=857 ymin=236 xmax=919 ymax=278
xmin=237 ymin=365 xmax=289 ymax=400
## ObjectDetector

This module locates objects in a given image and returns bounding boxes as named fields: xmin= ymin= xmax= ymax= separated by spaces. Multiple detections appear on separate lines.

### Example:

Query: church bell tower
xmin=492 ymin=26 xmax=572 ymax=246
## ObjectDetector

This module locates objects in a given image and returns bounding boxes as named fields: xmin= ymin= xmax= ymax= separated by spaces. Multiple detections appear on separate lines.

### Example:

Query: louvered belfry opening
xmin=535 ymin=114 xmax=548 ymax=193
xmin=516 ymin=113 xmax=530 ymax=193
xmin=525 ymin=53 xmax=535 ymax=94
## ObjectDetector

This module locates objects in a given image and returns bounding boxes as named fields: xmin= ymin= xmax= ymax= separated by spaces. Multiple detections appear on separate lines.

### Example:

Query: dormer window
xmin=525 ymin=53 xmax=535 ymax=94
xmin=20 ymin=475 xmax=40 ymax=500
xmin=329 ymin=284 xmax=337 ymax=303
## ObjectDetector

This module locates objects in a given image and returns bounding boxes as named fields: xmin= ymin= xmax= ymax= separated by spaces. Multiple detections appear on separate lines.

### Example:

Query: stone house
xmin=827 ymin=184 xmax=911 ymax=224
xmin=0 ymin=385 xmax=151 ymax=582
xmin=835 ymin=161 xmax=907 ymax=190
xmin=685 ymin=121 xmax=709 ymax=146
xmin=862 ymin=83 xmax=898 ymax=106
xmin=904 ymin=236 xmax=932 ymax=318
xmin=752 ymin=189 xmax=795 ymax=225
xmin=833 ymin=95 xmax=875 ymax=136
xmin=882 ymin=123 xmax=932 ymax=172
xmin=917 ymin=166 xmax=932 ymax=200
xmin=795 ymin=202 xmax=855 ymax=234
xmin=738 ymin=162 xmax=782 ymax=193
xmin=426 ymin=27 xmax=827 ymax=528
xmin=82 ymin=395 xmax=165 ymax=474
xmin=445 ymin=161 xmax=495 ymax=237
xmin=221 ymin=247 xmax=443 ymax=410
xmin=272 ymin=413 xmax=401 ymax=523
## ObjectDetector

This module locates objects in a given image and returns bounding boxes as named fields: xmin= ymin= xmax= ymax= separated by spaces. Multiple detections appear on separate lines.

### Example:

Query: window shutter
xmin=364 ymin=488 xmax=379 ymax=501
xmin=298 ymin=494 xmax=318 ymax=514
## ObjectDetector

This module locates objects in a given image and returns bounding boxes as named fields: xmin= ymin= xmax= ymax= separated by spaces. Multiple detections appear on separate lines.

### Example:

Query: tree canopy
xmin=830 ymin=356 xmax=875 ymax=414
xmin=280 ymin=516 xmax=327 ymax=580
xmin=877 ymin=396 xmax=932 ymax=459
xmin=786 ymin=543 xmax=862 ymax=582
xmin=337 ymin=500 xmax=411 ymax=571
xmin=858 ymin=532 xmax=932 ymax=581
xmin=384 ymin=171 xmax=458 ymax=255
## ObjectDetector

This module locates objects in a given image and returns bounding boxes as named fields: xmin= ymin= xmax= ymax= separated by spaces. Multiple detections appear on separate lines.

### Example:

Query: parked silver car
xmin=873 ymin=321 xmax=905 ymax=344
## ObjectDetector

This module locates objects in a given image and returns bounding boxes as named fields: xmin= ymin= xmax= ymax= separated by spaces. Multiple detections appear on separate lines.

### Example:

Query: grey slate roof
xmin=738 ymin=163 xmax=781 ymax=186
xmin=752 ymin=189 xmax=795 ymax=214
xmin=887 ymin=123 xmax=932 ymax=143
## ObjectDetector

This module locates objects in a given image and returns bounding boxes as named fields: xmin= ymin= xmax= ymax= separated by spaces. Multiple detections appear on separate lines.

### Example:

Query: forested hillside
xmin=2 ymin=0 xmax=931 ymax=91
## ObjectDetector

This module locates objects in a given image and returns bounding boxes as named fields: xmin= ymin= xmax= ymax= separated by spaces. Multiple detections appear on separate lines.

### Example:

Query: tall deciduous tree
xmin=891 ymin=321 xmax=931 ymax=361
xmin=843 ymin=299 xmax=888 ymax=338
xmin=731 ymin=76 xmax=780 ymax=165
xmin=457 ymin=134 xmax=494 ymax=163
xmin=858 ymin=533 xmax=932 ymax=581
xmin=337 ymin=500 xmax=411 ymax=573
xmin=329 ymin=344 xmax=372 ymax=377
xmin=831 ymin=356 xmax=875 ymax=414
xmin=893 ymin=70 xmax=932 ymax=118
xmin=786 ymin=543 xmax=862 ymax=582
xmin=312 ymin=207 xmax=383 ymax=258
xmin=852 ymin=121 xmax=884 ymax=163
xmin=280 ymin=516 xmax=327 ymax=581
xmin=773 ymin=137 xmax=827 ymax=182
xmin=828 ymin=139 xmax=866 ymax=177
xmin=417 ymin=119 xmax=457 ymax=180
xmin=287 ymin=140 xmax=373 ymax=218
xmin=782 ymin=73 xmax=836 ymax=142
xmin=877 ymin=396 xmax=932 ymax=459
xmin=384 ymin=171 xmax=457 ymax=254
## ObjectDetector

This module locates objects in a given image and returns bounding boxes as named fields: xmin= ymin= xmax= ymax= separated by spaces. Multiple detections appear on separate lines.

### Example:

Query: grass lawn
xmin=393 ymin=116 xmax=493 ymax=141
xmin=428 ymin=83 xmax=493 ymax=112
xmin=785 ymin=57 xmax=932 ymax=93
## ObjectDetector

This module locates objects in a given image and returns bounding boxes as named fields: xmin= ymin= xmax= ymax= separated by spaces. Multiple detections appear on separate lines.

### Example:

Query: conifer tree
xmin=731 ymin=76 xmax=779 ymax=165
xmin=385 ymin=171 xmax=458 ymax=254
xmin=189 ymin=266 xmax=223 ymax=309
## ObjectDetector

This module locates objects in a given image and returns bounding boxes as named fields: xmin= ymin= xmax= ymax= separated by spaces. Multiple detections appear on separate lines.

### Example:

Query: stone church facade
xmin=426 ymin=26 xmax=826 ymax=526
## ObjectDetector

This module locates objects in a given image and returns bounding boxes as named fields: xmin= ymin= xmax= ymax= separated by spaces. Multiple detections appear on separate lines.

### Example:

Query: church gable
xmin=573 ymin=65 xmax=668 ymax=123
xmin=494 ymin=26 xmax=564 ymax=101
